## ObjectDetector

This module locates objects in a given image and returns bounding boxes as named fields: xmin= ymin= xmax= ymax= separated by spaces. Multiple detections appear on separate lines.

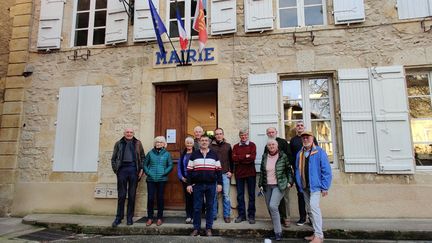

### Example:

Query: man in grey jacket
xmin=111 ymin=128 xmax=145 ymax=227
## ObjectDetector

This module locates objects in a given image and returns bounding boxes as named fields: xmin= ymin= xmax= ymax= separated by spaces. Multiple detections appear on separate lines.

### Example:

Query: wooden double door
xmin=155 ymin=85 xmax=188 ymax=209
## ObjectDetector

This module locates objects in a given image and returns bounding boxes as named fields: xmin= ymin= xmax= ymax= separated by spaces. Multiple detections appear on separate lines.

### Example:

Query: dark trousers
xmin=279 ymin=195 xmax=288 ymax=220
xmin=236 ymin=176 xmax=256 ymax=219
xmin=115 ymin=164 xmax=138 ymax=222
xmin=181 ymin=182 xmax=194 ymax=218
xmin=147 ymin=181 xmax=166 ymax=219
xmin=295 ymin=181 xmax=307 ymax=221
xmin=193 ymin=183 xmax=216 ymax=230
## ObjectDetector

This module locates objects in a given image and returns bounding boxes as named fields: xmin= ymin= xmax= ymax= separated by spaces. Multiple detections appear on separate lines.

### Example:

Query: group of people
xmin=110 ymin=122 xmax=332 ymax=242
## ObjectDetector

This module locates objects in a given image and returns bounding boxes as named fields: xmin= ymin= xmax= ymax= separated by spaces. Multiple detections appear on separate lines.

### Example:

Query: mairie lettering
xmin=155 ymin=47 xmax=215 ymax=65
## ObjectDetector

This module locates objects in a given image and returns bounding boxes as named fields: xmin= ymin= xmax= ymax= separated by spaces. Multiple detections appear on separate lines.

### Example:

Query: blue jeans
xmin=147 ymin=181 xmax=166 ymax=219
xmin=213 ymin=173 xmax=231 ymax=218
xmin=236 ymin=176 xmax=256 ymax=219
xmin=115 ymin=164 xmax=138 ymax=222
xmin=193 ymin=183 xmax=216 ymax=230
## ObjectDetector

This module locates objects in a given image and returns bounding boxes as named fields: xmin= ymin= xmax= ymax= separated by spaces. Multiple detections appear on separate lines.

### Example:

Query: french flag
xmin=176 ymin=6 xmax=188 ymax=50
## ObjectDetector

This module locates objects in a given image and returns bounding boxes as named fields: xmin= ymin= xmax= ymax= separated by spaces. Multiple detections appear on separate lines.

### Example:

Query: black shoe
xmin=111 ymin=219 xmax=121 ymax=227
xmin=296 ymin=219 xmax=306 ymax=226
xmin=234 ymin=216 xmax=246 ymax=223
xmin=127 ymin=220 xmax=133 ymax=225
xmin=271 ymin=233 xmax=283 ymax=241
xmin=248 ymin=218 xmax=256 ymax=224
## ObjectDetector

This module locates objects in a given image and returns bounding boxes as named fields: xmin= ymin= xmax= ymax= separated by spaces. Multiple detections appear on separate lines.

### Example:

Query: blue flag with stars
xmin=149 ymin=0 xmax=167 ymax=57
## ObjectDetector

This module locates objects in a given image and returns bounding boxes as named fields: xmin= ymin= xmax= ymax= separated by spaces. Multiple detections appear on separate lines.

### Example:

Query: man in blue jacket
xmin=295 ymin=131 xmax=332 ymax=243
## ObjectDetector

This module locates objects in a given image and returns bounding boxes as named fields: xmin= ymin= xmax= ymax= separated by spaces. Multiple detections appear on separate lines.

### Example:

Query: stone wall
xmin=9 ymin=0 xmax=432 ymax=217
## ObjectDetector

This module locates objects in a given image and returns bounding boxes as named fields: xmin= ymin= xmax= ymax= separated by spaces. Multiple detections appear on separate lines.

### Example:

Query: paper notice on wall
xmin=166 ymin=129 xmax=176 ymax=143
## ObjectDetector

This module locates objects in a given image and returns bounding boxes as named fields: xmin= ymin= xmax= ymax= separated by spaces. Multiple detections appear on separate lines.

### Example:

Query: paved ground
xmin=1 ymin=214 xmax=432 ymax=242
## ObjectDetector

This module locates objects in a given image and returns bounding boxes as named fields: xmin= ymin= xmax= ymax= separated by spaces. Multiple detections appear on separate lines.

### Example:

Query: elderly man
xmin=187 ymin=134 xmax=223 ymax=237
xmin=264 ymin=127 xmax=291 ymax=227
xmin=295 ymin=131 xmax=332 ymax=243
xmin=209 ymin=128 xmax=233 ymax=223
xmin=193 ymin=126 xmax=204 ymax=150
xmin=111 ymin=128 xmax=145 ymax=227
xmin=289 ymin=121 xmax=318 ymax=226
xmin=232 ymin=128 xmax=257 ymax=224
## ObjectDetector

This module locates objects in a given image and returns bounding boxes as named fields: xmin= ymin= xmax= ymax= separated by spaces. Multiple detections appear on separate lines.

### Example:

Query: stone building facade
xmin=1 ymin=0 xmax=432 ymax=218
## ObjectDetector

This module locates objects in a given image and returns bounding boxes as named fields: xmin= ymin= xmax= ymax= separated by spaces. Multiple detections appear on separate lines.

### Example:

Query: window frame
xmin=406 ymin=70 xmax=432 ymax=171
xmin=280 ymin=76 xmax=338 ymax=168
xmin=70 ymin=0 xmax=107 ymax=47
xmin=277 ymin=0 xmax=327 ymax=29
xmin=166 ymin=0 xmax=207 ymax=39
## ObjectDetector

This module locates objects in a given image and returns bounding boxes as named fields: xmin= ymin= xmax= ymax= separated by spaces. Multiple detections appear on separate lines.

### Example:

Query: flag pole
xmin=165 ymin=34 xmax=184 ymax=66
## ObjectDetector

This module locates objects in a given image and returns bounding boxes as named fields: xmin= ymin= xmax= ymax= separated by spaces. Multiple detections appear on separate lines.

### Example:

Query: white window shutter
xmin=397 ymin=0 xmax=431 ymax=19
xmin=106 ymin=0 xmax=129 ymax=44
xmin=134 ymin=0 xmax=158 ymax=41
xmin=37 ymin=0 xmax=65 ymax=49
xmin=338 ymin=68 xmax=377 ymax=173
xmin=248 ymin=73 xmax=279 ymax=171
xmin=210 ymin=0 xmax=237 ymax=35
xmin=333 ymin=0 xmax=365 ymax=24
xmin=244 ymin=0 xmax=273 ymax=32
xmin=74 ymin=86 xmax=102 ymax=172
xmin=370 ymin=66 xmax=414 ymax=174
xmin=53 ymin=87 xmax=79 ymax=171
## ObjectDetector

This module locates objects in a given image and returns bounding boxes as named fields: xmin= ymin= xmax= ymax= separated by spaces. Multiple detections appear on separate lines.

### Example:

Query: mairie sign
xmin=154 ymin=47 xmax=216 ymax=67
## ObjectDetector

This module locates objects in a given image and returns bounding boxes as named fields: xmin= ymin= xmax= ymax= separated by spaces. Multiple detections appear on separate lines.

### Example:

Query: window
xmin=397 ymin=0 xmax=432 ymax=20
xmin=406 ymin=71 xmax=432 ymax=168
xmin=281 ymin=77 xmax=336 ymax=165
xmin=72 ymin=0 xmax=107 ymax=46
xmin=278 ymin=0 xmax=326 ymax=28
xmin=167 ymin=0 xmax=206 ymax=38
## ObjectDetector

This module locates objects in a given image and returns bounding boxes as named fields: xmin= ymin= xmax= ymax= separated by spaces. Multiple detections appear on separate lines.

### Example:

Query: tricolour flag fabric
xmin=192 ymin=0 xmax=207 ymax=52
xmin=149 ymin=0 xmax=167 ymax=56
xmin=175 ymin=4 xmax=188 ymax=50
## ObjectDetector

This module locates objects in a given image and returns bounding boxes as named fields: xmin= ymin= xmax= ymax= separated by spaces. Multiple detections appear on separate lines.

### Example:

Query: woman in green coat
xmin=143 ymin=136 xmax=173 ymax=226
xmin=258 ymin=138 xmax=294 ymax=241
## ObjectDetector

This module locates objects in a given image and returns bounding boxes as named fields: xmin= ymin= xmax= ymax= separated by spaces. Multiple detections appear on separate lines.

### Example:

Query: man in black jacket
xmin=111 ymin=128 xmax=145 ymax=227
xmin=264 ymin=127 xmax=291 ymax=227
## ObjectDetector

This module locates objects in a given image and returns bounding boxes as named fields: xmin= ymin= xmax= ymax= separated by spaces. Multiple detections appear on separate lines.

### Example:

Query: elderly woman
xmin=177 ymin=137 xmax=195 ymax=224
xmin=258 ymin=138 xmax=294 ymax=241
xmin=143 ymin=136 xmax=173 ymax=226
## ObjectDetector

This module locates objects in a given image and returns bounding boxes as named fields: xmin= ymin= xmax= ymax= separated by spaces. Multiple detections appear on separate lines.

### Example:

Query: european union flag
xmin=149 ymin=0 xmax=167 ymax=57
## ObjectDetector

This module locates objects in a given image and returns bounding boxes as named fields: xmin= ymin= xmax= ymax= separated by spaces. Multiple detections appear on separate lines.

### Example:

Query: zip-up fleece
xmin=187 ymin=149 xmax=222 ymax=185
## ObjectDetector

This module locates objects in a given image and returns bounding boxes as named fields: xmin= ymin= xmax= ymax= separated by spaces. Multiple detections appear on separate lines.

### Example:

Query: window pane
xmin=310 ymin=99 xmax=330 ymax=119
xmin=95 ymin=0 xmax=107 ymax=9
xmin=319 ymin=142 xmax=334 ymax=163
xmin=280 ymin=9 xmax=298 ymax=28
xmin=409 ymin=97 xmax=432 ymax=118
xmin=284 ymin=101 xmax=303 ymax=120
xmin=284 ymin=121 xmax=298 ymax=140
xmin=170 ymin=20 xmax=179 ymax=38
xmin=191 ymin=0 xmax=197 ymax=17
xmin=414 ymin=144 xmax=432 ymax=166
xmin=411 ymin=120 xmax=432 ymax=142
xmin=77 ymin=0 xmax=90 ymax=11
xmin=282 ymin=80 xmax=302 ymax=99
xmin=93 ymin=28 xmax=105 ymax=45
xmin=304 ymin=6 xmax=324 ymax=26
xmin=279 ymin=0 xmax=296 ymax=8
xmin=312 ymin=120 xmax=332 ymax=142
xmin=76 ymin=12 xmax=89 ymax=28
xmin=406 ymin=74 xmax=430 ymax=96
xmin=309 ymin=78 xmax=328 ymax=98
xmin=305 ymin=0 xmax=322 ymax=5
xmin=170 ymin=1 xmax=185 ymax=19
xmin=94 ymin=10 xmax=106 ymax=27
xmin=75 ymin=30 xmax=88 ymax=46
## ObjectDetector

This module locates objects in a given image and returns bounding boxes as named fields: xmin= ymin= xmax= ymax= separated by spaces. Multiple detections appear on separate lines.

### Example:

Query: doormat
xmin=135 ymin=216 xmax=185 ymax=224
xmin=17 ymin=228 xmax=74 ymax=241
